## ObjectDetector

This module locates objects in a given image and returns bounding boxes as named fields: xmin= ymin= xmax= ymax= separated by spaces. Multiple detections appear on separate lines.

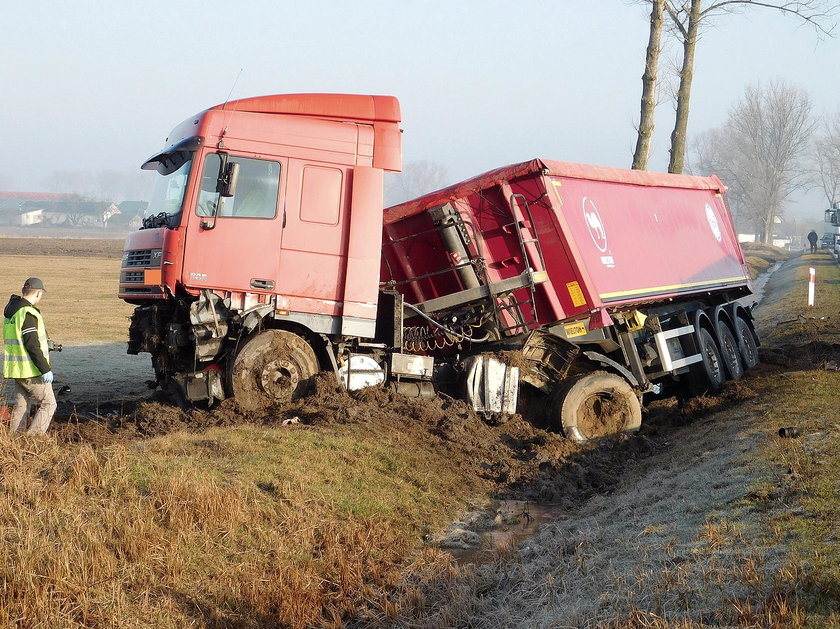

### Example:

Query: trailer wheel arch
xmin=580 ymin=350 xmax=641 ymax=388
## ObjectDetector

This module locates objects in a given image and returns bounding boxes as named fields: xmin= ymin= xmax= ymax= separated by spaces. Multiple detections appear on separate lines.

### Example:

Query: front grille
xmin=123 ymin=249 xmax=161 ymax=267
xmin=120 ymin=271 xmax=145 ymax=284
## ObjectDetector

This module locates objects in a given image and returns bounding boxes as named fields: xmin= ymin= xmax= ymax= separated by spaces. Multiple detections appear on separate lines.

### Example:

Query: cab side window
xmin=195 ymin=154 xmax=280 ymax=219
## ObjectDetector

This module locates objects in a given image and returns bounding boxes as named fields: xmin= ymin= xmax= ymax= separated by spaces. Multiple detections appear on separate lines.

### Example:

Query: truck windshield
xmin=142 ymin=157 xmax=193 ymax=229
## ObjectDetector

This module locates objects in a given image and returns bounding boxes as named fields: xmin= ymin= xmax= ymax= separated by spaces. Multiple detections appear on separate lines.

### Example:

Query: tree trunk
xmin=668 ymin=0 xmax=702 ymax=174
xmin=632 ymin=0 xmax=665 ymax=171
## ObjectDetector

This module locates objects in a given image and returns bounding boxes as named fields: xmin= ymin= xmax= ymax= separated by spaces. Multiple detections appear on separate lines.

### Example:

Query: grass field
xmin=0 ymin=252 xmax=132 ymax=344
xmin=0 ymin=419 xmax=482 ymax=628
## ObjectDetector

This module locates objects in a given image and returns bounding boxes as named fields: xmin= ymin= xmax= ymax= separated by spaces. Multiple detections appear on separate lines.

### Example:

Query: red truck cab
xmin=120 ymin=94 xmax=402 ymax=338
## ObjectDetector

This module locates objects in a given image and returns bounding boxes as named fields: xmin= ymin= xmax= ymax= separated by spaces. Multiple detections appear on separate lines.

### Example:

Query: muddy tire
xmin=735 ymin=316 xmax=759 ymax=369
xmin=553 ymin=371 xmax=642 ymax=442
xmin=694 ymin=327 xmax=725 ymax=392
xmin=230 ymin=329 xmax=319 ymax=411
xmin=717 ymin=324 xmax=744 ymax=380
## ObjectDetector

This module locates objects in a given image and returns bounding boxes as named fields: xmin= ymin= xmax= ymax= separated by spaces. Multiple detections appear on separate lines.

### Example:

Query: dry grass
xmin=740 ymin=241 xmax=790 ymax=261
xmin=0 ymin=253 xmax=133 ymax=344
xmin=741 ymin=242 xmax=789 ymax=279
xmin=0 ymin=423 xmax=475 ymax=628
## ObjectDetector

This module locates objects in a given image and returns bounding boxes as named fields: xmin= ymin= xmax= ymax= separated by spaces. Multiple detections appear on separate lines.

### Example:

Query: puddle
xmin=441 ymin=500 xmax=565 ymax=565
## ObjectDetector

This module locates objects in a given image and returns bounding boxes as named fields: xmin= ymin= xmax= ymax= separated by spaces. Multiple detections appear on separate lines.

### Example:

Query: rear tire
xmin=230 ymin=329 xmax=319 ymax=411
xmin=735 ymin=316 xmax=759 ymax=369
xmin=717 ymin=324 xmax=744 ymax=380
xmin=695 ymin=327 xmax=725 ymax=393
xmin=553 ymin=371 xmax=642 ymax=442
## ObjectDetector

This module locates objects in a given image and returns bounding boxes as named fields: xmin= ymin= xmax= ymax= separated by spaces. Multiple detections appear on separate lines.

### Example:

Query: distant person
xmin=2 ymin=278 xmax=57 ymax=435
xmin=807 ymin=230 xmax=818 ymax=254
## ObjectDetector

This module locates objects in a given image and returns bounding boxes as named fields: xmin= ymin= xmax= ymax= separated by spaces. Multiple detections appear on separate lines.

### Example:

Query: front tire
xmin=230 ymin=329 xmax=319 ymax=411
xmin=553 ymin=371 xmax=642 ymax=442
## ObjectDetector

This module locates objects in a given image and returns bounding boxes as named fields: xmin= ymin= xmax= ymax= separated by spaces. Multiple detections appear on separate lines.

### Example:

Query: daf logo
xmin=189 ymin=272 xmax=208 ymax=282
xmin=583 ymin=197 xmax=608 ymax=253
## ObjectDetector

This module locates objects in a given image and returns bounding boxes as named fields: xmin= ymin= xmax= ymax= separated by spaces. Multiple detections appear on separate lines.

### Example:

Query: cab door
xmin=181 ymin=152 xmax=286 ymax=294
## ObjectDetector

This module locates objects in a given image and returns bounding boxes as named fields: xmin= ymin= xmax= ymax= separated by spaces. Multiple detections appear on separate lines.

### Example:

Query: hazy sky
xmin=2 ymin=1 xmax=837 ymax=216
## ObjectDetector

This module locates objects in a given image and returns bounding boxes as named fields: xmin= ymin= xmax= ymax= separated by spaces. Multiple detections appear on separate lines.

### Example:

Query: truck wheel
xmin=717 ymin=324 xmax=744 ymax=380
xmin=695 ymin=327 xmax=725 ymax=392
xmin=230 ymin=329 xmax=319 ymax=411
xmin=553 ymin=371 xmax=641 ymax=442
xmin=735 ymin=316 xmax=759 ymax=369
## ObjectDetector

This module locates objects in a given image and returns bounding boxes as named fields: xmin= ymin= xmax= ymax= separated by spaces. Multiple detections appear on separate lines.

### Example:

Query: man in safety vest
xmin=3 ymin=277 xmax=57 ymax=435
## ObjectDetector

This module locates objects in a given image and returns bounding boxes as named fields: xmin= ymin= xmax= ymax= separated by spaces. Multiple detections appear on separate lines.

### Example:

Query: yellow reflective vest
xmin=3 ymin=305 xmax=50 ymax=379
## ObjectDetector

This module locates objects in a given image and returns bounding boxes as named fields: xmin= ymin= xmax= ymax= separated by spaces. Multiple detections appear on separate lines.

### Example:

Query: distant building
xmin=0 ymin=192 xmax=132 ymax=229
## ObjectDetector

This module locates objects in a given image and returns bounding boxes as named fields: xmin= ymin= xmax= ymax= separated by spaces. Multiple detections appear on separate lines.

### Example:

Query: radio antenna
xmin=218 ymin=68 xmax=244 ymax=147
xmin=221 ymin=68 xmax=244 ymax=111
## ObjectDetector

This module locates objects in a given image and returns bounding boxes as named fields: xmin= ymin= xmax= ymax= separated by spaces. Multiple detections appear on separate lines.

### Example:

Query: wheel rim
xmin=700 ymin=330 xmax=724 ymax=387
xmin=260 ymin=358 xmax=304 ymax=398
xmin=231 ymin=330 xmax=319 ymax=410
xmin=718 ymin=327 xmax=743 ymax=379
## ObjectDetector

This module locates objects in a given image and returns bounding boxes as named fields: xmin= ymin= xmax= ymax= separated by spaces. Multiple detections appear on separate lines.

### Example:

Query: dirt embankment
xmin=345 ymin=251 xmax=838 ymax=628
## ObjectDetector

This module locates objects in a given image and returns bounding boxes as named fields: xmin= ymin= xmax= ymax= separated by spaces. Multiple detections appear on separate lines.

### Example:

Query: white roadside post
xmin=808 ymin=267 xmax=816 ymax=307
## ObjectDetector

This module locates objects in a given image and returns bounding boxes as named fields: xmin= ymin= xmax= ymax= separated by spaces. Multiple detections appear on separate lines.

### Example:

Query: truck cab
xmin=119 ymin=94 xmax=402 ymax=403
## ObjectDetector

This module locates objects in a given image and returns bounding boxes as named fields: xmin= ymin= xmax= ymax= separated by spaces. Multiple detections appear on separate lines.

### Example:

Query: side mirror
xmin=219 ymin=162 xmax=240 ymax=198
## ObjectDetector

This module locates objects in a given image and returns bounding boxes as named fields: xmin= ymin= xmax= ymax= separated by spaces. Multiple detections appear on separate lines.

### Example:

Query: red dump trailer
xmin=119 ymin=93 xmax=759 ymax=441
xmin=381 ymin=159 xmax=759 ymax=439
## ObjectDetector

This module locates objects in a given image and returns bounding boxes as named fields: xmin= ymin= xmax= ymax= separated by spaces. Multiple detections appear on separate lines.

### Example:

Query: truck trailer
xmin=119 ymin=93 xmax=759 ymax=441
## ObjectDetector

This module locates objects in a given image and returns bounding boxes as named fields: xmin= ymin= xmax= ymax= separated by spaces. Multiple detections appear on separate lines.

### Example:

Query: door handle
xmin=250 ymin=279 xmax=275 ymax=291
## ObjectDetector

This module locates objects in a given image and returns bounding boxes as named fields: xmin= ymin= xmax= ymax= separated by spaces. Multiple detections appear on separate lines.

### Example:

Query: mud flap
xmin=463 ymin=356 xmax=519 ymax=414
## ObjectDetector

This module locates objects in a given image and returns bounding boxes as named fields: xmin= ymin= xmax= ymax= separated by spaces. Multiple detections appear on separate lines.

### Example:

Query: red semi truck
xmin=119 ymin=93 xmax=759 ymax=440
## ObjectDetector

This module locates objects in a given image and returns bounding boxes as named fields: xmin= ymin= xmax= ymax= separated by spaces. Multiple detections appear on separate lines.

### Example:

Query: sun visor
xmin=141 ymin=136 xmax=203 ymax=173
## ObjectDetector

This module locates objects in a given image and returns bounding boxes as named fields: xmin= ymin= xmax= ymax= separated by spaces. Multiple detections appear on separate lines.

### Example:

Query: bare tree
xmin=384 ymin=160 xmax=450 ymax=206
xmin=813 ymin=110 xmax=840 ymax=206
xmin=632 ymin=0 xmax=666 ymax=170
xmin=634 ymin=0 xmax=837 ymax=173
xmin=692 ymin=80 xmax=815 ymax=242
xmin=62 ymin=194 xmax=90 ymax=227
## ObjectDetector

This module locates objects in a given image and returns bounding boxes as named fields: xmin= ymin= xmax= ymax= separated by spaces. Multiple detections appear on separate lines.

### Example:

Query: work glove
xmin=42 ymin=371 xmax=54 ymax=384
